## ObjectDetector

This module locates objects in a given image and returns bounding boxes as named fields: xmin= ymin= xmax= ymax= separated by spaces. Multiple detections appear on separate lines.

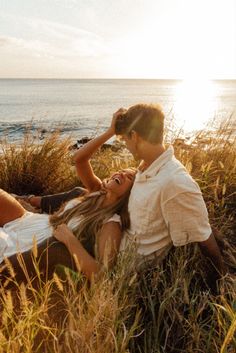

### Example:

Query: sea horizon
xmin=0 ymin=77 xmax=235 ymax=81
xmin=0 ymin=78 xmax=235 ymax=142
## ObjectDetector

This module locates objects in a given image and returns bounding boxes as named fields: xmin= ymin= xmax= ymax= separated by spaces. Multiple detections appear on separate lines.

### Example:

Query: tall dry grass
xmin=0 ymin=123 xmax=235 ymax=353
xmin=0 ymin=133 xmax=77 ymax=195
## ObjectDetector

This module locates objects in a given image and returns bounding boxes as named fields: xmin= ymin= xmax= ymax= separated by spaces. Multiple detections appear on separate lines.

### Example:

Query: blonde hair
xmin=50 ymin=189 xmax=131 ymax=257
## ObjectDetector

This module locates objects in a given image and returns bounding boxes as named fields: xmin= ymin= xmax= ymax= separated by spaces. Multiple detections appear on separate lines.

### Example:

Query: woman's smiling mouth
xmin=114 ymin=177 xmax=121 ymax=185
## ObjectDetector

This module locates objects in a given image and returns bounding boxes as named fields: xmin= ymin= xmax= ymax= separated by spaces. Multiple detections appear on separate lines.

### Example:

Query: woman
xmin=0 ymin=112 xmax=136 ymax=283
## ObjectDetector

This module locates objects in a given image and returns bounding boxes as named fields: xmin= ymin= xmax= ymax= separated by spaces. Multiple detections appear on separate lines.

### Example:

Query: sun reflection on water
xmin=173 ymin=79 xmax=219 ymax=133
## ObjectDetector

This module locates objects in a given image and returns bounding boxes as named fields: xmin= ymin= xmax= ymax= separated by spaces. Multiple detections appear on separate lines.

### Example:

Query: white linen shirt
xmin=120 ymin=146 xmax=212 ymax=261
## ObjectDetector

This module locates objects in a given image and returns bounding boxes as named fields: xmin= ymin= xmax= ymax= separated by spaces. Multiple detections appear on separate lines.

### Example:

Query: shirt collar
xmin=135 ymin=145 xmax=174 ymax=182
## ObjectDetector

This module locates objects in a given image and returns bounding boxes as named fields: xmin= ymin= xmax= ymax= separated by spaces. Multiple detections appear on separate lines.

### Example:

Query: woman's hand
xmin=53 ymin=224 xmax=75 ymax=247
xmin=108 ymin=107 xmax=127 ymax=134
xmin=53 ymin=223 xmax=101 ymax=280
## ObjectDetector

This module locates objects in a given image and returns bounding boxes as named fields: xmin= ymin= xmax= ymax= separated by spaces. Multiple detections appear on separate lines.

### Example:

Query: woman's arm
xmin=73 ymin=130 xmax=113 ymax=192
xmin=97 ymin=221 xmax=122 ymax=269
xmin=73 ymin=108 xmax=126 ymax=192
xmin=53 ymin=222 xmax=122 ymax=281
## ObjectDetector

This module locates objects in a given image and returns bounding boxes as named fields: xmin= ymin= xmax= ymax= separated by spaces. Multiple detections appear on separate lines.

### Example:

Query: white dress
xmin=0 ymin=198 xmax=121 ymax=264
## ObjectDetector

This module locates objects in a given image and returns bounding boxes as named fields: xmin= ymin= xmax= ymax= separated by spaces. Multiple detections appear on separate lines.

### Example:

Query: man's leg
xmin=30 ymin=187 xmax=86 ymax=214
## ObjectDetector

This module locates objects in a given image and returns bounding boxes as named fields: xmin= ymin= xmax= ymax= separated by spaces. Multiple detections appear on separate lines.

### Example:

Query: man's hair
xmin=115 ymin=103 xmax=164 ymax=144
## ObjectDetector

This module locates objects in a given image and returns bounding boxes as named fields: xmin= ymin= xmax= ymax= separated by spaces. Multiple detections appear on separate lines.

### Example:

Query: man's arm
xmin=162 ymin=188 xmax=226 ymax=291
xmin=198 ymin=233 xmax=225 ymax=274
xmin=198 ymin=232 xmax=226 ymax=291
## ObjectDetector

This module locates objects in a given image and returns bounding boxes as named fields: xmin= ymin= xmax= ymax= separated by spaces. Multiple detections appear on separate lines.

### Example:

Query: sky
xmin=0 ymin=0 xmax=235 ymax=79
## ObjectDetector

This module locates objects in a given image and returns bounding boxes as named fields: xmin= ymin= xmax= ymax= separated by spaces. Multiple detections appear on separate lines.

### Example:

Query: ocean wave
xmin=0 ymin=119 xmax=105 ymax=143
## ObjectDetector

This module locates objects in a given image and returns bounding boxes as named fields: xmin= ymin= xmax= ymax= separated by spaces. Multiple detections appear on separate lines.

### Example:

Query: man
xmin=25 ymin=104 xmax=224 ymax=281
xmin=114 ymin=104 xmax=224 ymax=276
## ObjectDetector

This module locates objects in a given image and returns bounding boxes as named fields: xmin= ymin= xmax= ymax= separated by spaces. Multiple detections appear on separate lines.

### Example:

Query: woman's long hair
xmin=50 ymin=188 xmax=131 ymax=256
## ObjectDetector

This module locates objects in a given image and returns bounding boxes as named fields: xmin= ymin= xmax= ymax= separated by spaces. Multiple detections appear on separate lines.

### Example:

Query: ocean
xmin=0 ymin=79 xmax=235 ymax=142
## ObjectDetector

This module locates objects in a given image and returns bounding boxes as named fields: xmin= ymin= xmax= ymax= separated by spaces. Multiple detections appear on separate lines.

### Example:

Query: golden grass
xmin=0 ymin=124 xmax=235 ymax=353
xmin=0 ymin=133 xmax=78 ymax=195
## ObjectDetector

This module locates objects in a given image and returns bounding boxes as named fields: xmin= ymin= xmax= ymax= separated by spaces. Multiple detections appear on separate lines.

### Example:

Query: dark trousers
xmin=41 ymin=186 xmax=86 ymax=213
xmin=0 ymin=238 xmax=76 ymax=287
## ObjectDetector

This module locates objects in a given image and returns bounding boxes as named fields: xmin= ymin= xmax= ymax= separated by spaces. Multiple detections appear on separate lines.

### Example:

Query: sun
xmin=173 ymin=79 xmax=219 ymax=132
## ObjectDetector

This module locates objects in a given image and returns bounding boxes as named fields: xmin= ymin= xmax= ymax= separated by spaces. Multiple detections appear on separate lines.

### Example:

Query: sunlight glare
xmin=173 ymin=79 xmax=219 ymax=132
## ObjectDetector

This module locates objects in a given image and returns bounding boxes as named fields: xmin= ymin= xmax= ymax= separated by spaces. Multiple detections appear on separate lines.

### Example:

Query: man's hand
xmin=17 ymin=199 xmax=40 ymax=213
xmin=198 ymin=232 xmax=226 ymax=293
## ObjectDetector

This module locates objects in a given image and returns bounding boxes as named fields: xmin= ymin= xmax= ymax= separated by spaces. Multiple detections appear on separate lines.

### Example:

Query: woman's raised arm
xmin=73 ymin=129 xmax=113 ymax=192
xmin=73 ymin=108 xmax=126 ymax=192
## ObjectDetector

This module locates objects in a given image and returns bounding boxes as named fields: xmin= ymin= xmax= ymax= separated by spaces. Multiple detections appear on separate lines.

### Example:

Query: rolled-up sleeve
xmin=0 ymin=229 xmax=9 ymax=263
xmin=162 ymin=192 xmax=212 ymax=246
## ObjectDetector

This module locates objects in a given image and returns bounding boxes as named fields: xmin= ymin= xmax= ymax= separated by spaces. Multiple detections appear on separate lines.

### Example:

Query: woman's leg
xmin=0 ymin=189 xmax=25 ymax=226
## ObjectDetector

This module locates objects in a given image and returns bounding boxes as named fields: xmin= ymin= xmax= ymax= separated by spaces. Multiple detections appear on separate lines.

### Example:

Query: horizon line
xmin=0 ymin=77 xmax=235 ymax=81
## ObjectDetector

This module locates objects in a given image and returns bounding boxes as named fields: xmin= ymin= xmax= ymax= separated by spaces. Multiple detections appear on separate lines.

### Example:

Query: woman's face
xmin=102 ymin=168 xmax=136 ymax=198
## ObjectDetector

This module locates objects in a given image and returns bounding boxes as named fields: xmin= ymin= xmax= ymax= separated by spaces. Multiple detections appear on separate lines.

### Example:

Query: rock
xmin=69 ymin=137 xmax=123 ymax=152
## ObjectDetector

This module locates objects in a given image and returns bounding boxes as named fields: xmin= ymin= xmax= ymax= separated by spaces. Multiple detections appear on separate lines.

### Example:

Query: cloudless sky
xmin=0 ymin=0 xmax=235 ymax=78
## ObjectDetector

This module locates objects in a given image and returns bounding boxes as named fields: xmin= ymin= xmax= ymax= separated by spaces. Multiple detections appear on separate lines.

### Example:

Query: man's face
xmin=120 ymin=134 xmax=138 ymax=159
